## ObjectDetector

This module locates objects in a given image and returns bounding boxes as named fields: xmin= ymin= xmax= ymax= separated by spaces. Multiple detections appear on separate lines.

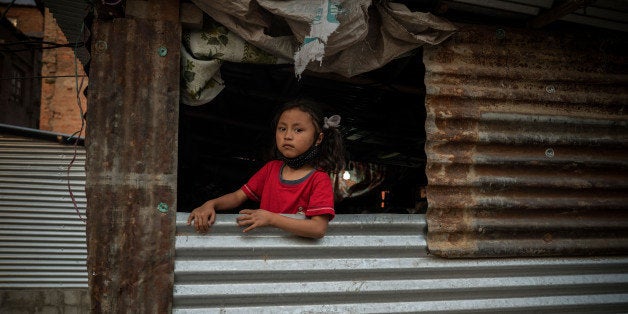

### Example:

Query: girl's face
xmin=276 ymin=108 xmax=323 ymax=159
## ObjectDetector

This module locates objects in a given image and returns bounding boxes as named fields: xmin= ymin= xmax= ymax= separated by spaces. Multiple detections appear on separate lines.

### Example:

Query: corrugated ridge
xmin=0 ymin=134 xmax=87 ymax=288
xmin=175 ymin=214 xmax=426 ymax=260
xmin=423 ymin=25 xmax=628 ymax=257
xmin=173 ymin=213 xmax=628 ymax=312
xmin=44 ymin=0 xmax=91 ymax=67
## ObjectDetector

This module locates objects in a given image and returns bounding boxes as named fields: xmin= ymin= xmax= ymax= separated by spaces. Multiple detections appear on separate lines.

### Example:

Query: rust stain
xmin=86 ymin=14 xmax=180 ymax=313
xmin=424 ymin=24 xmax=628 ymax=258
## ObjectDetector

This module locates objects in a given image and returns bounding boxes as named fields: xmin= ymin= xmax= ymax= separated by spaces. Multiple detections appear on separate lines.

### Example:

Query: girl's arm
xmin=187 ymin=189 xmax=248 ymax=233
xmin=236 ymin=209 xmax=329 ymax=239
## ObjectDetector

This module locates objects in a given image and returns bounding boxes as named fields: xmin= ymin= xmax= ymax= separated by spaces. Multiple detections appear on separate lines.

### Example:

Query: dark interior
xmin=176 ymin=0 xmax=608 ymax=215
xmin=178 ymin=52 xmax=429 ymax=215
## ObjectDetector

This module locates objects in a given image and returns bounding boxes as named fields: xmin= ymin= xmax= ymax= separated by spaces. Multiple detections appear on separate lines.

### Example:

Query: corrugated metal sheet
xmin=0 ymin=132 xmax=87 ymax=288
xmin=423 ymin=25 xmax=628 ymax=257
xmin=85 ymin=13 xmax=180 ymax=312
xmin=45 ymin=0 xmax=91 ymax=67
xmin=446 ymin=0 xmax=628 ymax=32
xmin=173 ymin=213 xmax=628 ymax=313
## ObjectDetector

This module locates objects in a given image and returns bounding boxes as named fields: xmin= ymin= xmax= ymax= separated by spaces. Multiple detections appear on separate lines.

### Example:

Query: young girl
xmin=187 ymin=99 xmax=345 ymax=238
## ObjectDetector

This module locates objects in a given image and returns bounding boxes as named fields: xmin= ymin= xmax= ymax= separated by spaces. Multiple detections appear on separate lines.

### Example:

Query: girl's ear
xmin=316 ymin=132 xmax=324 ymax=145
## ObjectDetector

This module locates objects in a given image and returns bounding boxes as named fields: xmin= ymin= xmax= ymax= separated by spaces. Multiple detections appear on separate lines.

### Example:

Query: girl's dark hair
xmin=272 ymin=99 xmax=345 ymax=173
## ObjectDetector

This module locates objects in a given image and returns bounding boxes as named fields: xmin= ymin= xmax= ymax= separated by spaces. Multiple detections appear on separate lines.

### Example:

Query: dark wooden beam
xmin=85 ymin=0 xmax=180 ymax=312
xmin=528 ymin=0 xmax=596 ymax=29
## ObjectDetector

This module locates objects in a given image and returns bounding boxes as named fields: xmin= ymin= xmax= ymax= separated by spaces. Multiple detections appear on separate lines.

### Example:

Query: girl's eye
xmin=277 ymin=127 xmax=286 ymax=132
xmin=295 ymin=128 xmax=303 ymax=133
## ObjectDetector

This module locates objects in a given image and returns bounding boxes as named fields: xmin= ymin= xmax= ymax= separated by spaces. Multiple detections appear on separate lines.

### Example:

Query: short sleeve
xmin=305 ymin=172 xmax=335 ymax=220
xmin=241 ymin=162 xmax=274 ymax=202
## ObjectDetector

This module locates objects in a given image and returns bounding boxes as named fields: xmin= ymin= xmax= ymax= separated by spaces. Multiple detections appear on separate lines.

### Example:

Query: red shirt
xmin=241 ymin=160 xmax=335 ymax=220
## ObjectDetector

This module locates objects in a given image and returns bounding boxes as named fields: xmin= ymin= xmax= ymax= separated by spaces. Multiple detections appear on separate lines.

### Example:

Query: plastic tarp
xmin=182 ymin=0 xmax=456 ymax=105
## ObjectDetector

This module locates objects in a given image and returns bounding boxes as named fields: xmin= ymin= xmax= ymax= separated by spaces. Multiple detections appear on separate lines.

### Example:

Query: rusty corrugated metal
xmin=85 ymin=11 xmax=180 ymax=313
xmin=423 ymin=25 xmax=628 ymax=257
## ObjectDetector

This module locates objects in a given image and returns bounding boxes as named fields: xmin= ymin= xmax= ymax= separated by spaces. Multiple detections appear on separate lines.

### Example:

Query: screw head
xmin=546 ymin=85 xmax=556 ymax=94
xmin=158 ymin=46 xmax=168 ymax=57
xmin=545 ymin=148 xmax=555 ymax=158
xmin=496 ymin=28 xmax=506 ymax=39
xmin=95 ymin=40 xmax=108 ymax=53
xmin=157 ymin=202 xmax=169 ymax=213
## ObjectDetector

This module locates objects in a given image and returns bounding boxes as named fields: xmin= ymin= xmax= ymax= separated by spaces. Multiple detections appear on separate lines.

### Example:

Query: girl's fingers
xmin=243 ymin=223 xmax=256 ymax=233
xmin=192 ymin=213 xmax=208 ymax=233
xmin=186 ymin=213 xmax=194 ymax=225
xmin=237 ymin=217 xmax=252 ymax=226
xmin=237 ymin=212 xmax=253 ymax=222
xmin=236 ymin=214 xmax=257 ymax=231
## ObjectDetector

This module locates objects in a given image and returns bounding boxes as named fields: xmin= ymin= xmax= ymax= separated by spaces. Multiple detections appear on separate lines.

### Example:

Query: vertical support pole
xmin=85 ymin=1 xmax=180 ymax=312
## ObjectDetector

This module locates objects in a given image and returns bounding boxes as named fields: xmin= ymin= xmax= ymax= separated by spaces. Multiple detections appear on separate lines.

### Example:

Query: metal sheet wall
xmin=444 ymin=0 xmax=628 ymax=32
xmin=85 ymin=11 xmax=180 ymax=312
xmin=423 ymin=25 xmax=628 ymax=257
xmin=0 ymin=133 xmax=87 ymax=288
xmin=173 ymin=213 xmax=628 ymax=313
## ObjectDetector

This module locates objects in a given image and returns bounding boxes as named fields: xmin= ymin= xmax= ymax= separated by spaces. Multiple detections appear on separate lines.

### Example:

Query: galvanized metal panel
xmin=173 ymin=213 xmax=628 ymax=313
xmin=0 ymin=133 xmax=87 ymax=288
xmin=423 ymin=25 xmax=628 ymax=257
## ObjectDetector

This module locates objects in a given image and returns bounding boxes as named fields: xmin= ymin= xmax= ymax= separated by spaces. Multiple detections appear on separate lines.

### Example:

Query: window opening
xmin=10 ymin=68 xmax=24 ymax=107
xmin=178 ymin=52 xmax=428 ymax=215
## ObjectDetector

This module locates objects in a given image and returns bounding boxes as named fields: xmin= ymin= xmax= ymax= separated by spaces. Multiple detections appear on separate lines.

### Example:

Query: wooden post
xmin=85 ymin=1 xmax=180 ymax=312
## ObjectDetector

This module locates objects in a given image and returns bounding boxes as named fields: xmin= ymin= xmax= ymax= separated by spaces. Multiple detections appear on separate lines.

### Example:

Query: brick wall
xmin=0 ymin=6 xmax=43 ymax=37
xmin=39 ymin=8 xmax=88 ymax=136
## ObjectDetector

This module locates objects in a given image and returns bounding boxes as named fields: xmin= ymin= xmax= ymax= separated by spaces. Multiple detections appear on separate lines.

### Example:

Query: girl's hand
xmin=187 ymin=202 xmax=217 ymax=233
xmin=237 ymin=209 xmax=275 ymax=233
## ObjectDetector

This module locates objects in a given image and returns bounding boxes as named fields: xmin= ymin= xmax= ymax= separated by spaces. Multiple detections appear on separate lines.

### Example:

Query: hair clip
xmin=323 ymin=115 xmax=341 ymax=129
